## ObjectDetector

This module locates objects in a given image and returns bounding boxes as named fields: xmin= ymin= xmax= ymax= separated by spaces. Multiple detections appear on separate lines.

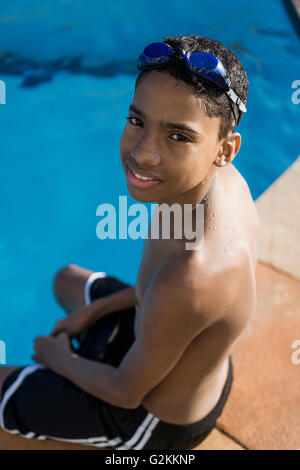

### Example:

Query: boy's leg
xmin=53 ymin=264 xmax=95 ymax=314
xmin=0 ymin=265 xmax=97 ymax=403
xmin=0 ymin=367 xmax=20 ymax=404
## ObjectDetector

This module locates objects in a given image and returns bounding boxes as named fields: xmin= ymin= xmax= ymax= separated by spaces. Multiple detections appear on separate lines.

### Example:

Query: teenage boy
xmin=0 ymin=35 xmax=259 ymax=450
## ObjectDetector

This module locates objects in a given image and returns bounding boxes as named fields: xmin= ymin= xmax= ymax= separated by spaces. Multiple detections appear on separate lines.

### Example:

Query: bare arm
xmin=89 ymin=285 xmax=136 ymax=322
xmin=115 ymin=273 xmax=212 ymax=407
xmin=57 ymin=351 xmax=126 ymax=407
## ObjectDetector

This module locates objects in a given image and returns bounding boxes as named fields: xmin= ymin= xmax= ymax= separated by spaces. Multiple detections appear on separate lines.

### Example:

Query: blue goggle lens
xmin=143 ymin=42 xmax=172 ymax=59
xmin=187 ymin=52 xmax=230 ymax=89
xmin=137 ymin=42 xmax=173 ymax=69
xmin=188 ymin=52 xmax=218 ymax=71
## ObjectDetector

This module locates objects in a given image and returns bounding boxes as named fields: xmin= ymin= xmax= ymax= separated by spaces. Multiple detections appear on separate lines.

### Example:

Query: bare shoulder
xmin=227 ymin=164 xmax=260 ymax=232
xmin=146 ymin=246 xmax=253 ymax=331
xmin=185 ymin=241 xmax=255 ymax=317
xmin=202 ymin=242 xmax=257 ymax=332
xmin=140 ymin=254 xmax=213 ymax=335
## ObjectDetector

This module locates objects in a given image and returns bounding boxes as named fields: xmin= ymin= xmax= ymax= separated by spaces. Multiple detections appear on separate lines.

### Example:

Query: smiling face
xmin=120 ymin=70 xmax=231 ymax=204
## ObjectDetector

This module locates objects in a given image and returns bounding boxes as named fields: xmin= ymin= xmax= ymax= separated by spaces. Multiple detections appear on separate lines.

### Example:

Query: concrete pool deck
xmin=1 ymin=156 xmax=300 ymax=450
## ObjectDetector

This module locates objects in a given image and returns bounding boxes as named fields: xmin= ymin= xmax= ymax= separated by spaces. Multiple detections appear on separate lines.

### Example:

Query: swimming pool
xmin=0 ymin=0 xmax=299 ymax=364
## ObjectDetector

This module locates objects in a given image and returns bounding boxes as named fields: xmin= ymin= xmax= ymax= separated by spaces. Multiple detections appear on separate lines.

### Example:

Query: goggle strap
xmin=226 ymin=88 xmax=247 ymax=113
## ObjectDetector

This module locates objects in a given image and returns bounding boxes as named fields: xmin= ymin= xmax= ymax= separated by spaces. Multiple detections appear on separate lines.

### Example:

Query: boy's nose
xmin=131 ymin=138 xmax=161 ymax=167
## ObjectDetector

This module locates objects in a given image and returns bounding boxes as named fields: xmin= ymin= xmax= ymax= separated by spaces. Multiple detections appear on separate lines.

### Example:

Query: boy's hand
xmin=32 ymin=332 xmax=72 ymax=372
xmin=50 ymin=305 xmax=95 ymax=338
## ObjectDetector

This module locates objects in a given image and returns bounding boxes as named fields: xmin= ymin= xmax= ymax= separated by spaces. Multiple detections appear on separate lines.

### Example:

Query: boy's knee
xmin=53 ymin=264 xmax=78 ymax=302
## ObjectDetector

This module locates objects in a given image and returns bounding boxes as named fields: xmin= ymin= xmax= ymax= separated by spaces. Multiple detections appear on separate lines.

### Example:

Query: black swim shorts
xmin=0 ymin=272 xmax=233 ymax=450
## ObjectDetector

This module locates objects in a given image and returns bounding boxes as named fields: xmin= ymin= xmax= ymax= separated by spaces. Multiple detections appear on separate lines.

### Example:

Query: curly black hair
xmin=135 ymin=35 xmax=249 ymax=142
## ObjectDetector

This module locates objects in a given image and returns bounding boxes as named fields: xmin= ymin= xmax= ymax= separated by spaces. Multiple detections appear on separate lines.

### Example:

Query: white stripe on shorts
xmin=84 ymin=271 xmax=107 ymax=306
xmin=115 ymin=413 xmax=160 ymax=450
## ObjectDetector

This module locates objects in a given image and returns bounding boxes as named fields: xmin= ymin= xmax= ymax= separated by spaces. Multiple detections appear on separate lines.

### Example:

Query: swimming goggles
xmin=137 ymin=42 xmax=247 ymax=126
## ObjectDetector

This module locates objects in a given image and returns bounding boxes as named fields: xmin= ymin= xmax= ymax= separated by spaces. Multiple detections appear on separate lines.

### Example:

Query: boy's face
xmin=120 ymin=70 xmax=223 ymax=203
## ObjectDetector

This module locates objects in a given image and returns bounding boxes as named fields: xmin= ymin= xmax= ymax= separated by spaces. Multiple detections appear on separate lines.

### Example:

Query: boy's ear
xmin=214 ymin=132 xmax=241 ymax=167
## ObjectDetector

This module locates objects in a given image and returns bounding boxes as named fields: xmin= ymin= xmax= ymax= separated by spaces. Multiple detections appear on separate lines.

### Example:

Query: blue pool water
xmin=0 ymin=0 xmax=299 ymax=364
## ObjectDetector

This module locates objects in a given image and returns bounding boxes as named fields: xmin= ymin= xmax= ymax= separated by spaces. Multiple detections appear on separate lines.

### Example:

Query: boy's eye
xmin=170 ymin=133 xmax=190 ymax=143
xmin=126 ymin=116 xmax=142 ymax=126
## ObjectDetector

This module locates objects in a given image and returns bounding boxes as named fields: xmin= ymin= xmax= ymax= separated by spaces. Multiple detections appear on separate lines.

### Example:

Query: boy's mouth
xmin=126 ymin=164 xmax=162 ymax=189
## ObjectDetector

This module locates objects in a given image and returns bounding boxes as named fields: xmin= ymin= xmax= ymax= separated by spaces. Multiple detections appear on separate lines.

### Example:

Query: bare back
xmin=134 ymin=164 xmax=259 ymax=425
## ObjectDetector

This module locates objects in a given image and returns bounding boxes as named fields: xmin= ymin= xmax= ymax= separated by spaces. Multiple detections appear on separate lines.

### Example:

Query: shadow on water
xmin=0 ymin=51 xmax=138 ymax=87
